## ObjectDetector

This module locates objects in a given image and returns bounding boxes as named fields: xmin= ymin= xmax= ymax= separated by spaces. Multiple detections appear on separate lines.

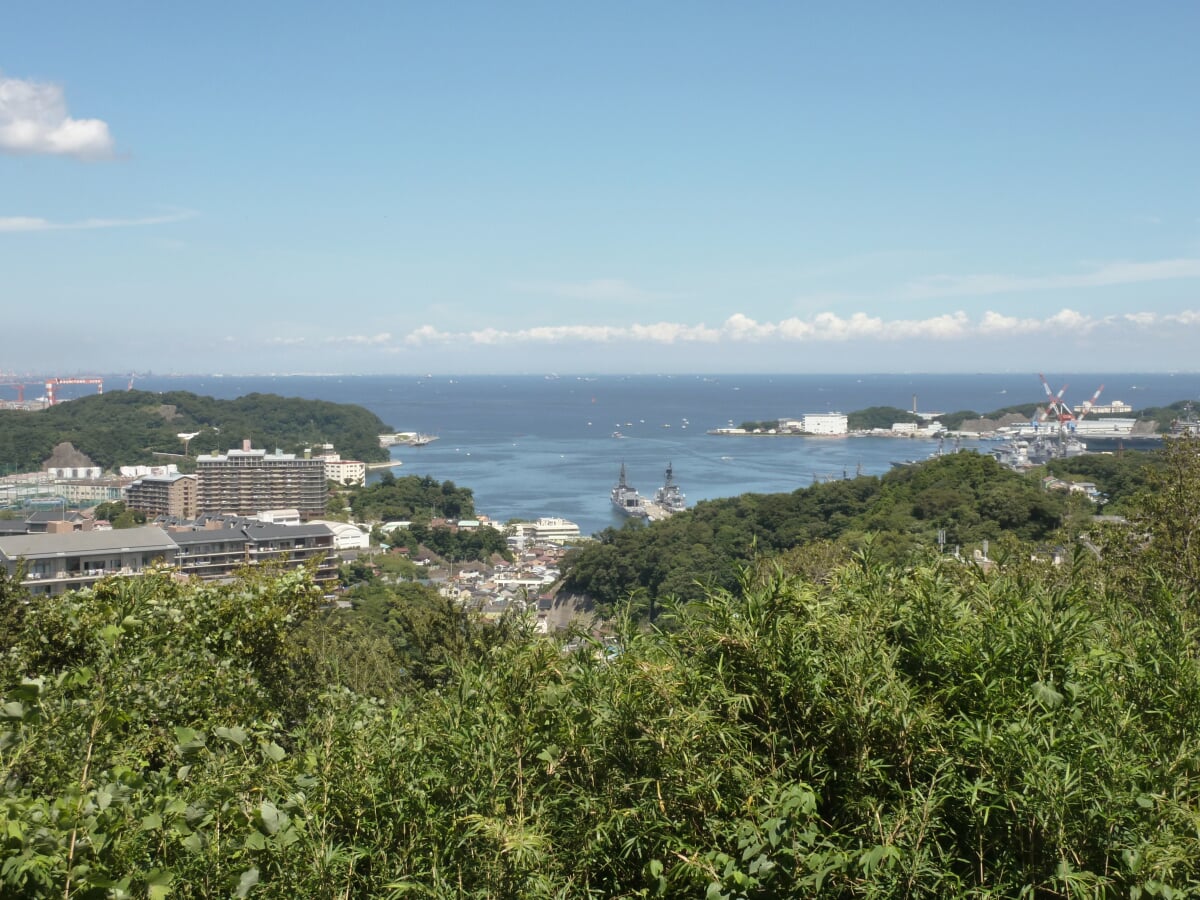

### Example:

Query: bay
xmin=118 ymin=373 xmax=1200 ymax=536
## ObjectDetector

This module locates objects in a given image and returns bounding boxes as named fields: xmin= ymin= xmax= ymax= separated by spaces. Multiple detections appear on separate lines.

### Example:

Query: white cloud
xmin=630 ymin=322 xmax=720 ymax=343
xmin=1123 ymin=312 xmax=1157 ymax=326
xmin=723 ymin=314 xmax=777 ymax=340
xmin=0 ymin=210 xmax=195 ymax=233
xmin=404 ymin=325 xmax=452 ymax=346
xmin=891 ymin=311 xmax=969 ymax=339
xmin=727 ymin=311 xmax=967 ymax=342
xmin=812 ymin=311 xmax=886 ymax=340
xmin=901 ymin=258 xmax=1200 ymax=300
xmin=977 ymin=311 xmax=1042 ymax=335
xmin=1044 ymin=309 xmax=1094 ymax=331
xmin=493 ymin=325 xmax=623 ymax=344
xmin=325 ymin=333 xmax=392 ymax=346
xmin=0 ymin=73 xmax=115 ymax=160
xmin=775 ymin=318 xmax=814 ymax=340
xmin=385 ymin=307 xmax=1199 ymax=350
xmin=515 ymin=278 xmax=682 ymax=304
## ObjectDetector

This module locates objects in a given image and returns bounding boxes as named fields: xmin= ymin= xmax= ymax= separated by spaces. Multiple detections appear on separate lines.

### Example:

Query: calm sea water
xmin=113 ymin=373 xmax=1200 ymax=536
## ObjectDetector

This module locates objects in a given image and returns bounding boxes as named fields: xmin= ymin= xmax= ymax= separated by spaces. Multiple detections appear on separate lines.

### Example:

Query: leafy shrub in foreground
xmin=2 ymin=534 xmax=1200 ymax=896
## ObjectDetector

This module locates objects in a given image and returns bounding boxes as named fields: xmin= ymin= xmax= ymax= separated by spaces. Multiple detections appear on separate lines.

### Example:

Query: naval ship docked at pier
xmin=611 ymin=463 xmax=687 ymax=520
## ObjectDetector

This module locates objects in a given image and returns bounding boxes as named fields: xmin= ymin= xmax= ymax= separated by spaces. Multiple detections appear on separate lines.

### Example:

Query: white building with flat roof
xmin=530 ymin=517 xmax=581 ymax=543
xmin=801 ymin=413 xmax=849 ymax=435
xmin=309 ymin=520 xmax=370 ymax=550
xmin=312 ymin=446 xmax=366 ymax=486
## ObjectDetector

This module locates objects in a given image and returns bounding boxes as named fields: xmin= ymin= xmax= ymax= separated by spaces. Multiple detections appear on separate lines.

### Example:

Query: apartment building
xmin=169 ymin=519 xmax=338 ymax=586
xmin=125 ymin=473 xmax=198 ymax=520
xmin=195 ymin=440 xmax=327 ymax=519
xmin=0 ymin=519 xmax=340 ymax=596
xmin=0 ymin=526 xmax=179 ymax=596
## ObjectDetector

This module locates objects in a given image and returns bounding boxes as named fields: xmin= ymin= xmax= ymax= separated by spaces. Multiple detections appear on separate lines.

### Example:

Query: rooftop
xmin=0 ymin=525 xmax=177 ymax=560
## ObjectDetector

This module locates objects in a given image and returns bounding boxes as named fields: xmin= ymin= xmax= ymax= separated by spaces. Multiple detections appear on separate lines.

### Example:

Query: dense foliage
xmin=4 ymin=461 xmax=1200 ymax=894
xmin=382 ymin=522 xmax=511 ymax=563
xmin=3 ymin=441 xmax=1200 ymax=897
xmin=1045 ymin=450 xmax=1164 ymax=514
xmin=349 ymin=472 xmax=477 ymax=522
xmin=738 ymin=420 xmax=779 ymax=431
xmin=92 ymin=502 xmax=148 ymax=529
xmin=0 ymin=391 xmax=391 ymax=473
xmin=563 ymin=452 xmax=1066 ymax=614
xmin=846 ymin=406 xmax=920 ymax=430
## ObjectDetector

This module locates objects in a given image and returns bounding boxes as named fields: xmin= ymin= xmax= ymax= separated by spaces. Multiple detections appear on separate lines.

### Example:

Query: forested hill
xmin=563 ymin=451 xmax=1068 ymax=613
xmin=0 ymin=390 xmax=392 ymax=472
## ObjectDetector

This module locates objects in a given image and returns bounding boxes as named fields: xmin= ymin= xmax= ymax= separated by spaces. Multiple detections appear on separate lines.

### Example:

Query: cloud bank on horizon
xmin=295 ymin=306 xmax=1198 ymax=352
xmin=259 ymin=256 xmax=1200 ymax=357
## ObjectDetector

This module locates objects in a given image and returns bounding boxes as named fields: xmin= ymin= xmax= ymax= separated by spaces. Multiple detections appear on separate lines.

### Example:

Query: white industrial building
xmin=1069 ymin=418 xmax=1136 ymax=436
xmin=45 ymin=466 xmax=103 ymax=480
xmin=310 ymin=520 xmax=371 ymax=550
xmin=801 ymin=413 xmax=849 ymax=435
xmin=119 ymin=464 xmax=181 ymax=478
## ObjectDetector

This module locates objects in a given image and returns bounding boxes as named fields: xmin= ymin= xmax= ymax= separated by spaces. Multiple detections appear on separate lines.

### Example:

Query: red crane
xmin=0 ymin=382 xmax=26 ymax=403
xmin=1074 ymin=384 xmax=1105 ymax=421
xmin=1036 ymin=374 xmax=1071 ymax=429
xmin=45 ymin=377 xmax=104 ymax=406
xmin=1036 ymin=374 xmax=1105 ymax=435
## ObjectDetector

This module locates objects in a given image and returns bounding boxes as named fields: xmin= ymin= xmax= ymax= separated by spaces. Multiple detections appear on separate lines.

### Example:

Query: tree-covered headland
xmin=0 ymin=390 xmax=392 ymax=473
xmin=2 ymin=442 xmax=1200 ymax=896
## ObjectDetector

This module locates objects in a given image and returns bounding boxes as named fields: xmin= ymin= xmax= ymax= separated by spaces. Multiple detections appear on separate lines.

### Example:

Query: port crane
xmin=1037 ymin=375 xmax=1104 ymax=429
xmin=0 ymin=382 xmax=27 ymax=404
xmin=1073 ymin=384 xmax=1105 ymax=423
xmin=1036 ymin=374 xmax=1071 ymax=430
xmin=1034 ymin=375 xmax=1104 ymax=455
xmin=45 ymin=377 xmax=104 ymax=406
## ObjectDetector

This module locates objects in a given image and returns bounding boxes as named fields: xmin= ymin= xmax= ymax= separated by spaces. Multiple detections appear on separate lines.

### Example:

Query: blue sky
xmin=2 ymin=2 xmax=1197 ymax=374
